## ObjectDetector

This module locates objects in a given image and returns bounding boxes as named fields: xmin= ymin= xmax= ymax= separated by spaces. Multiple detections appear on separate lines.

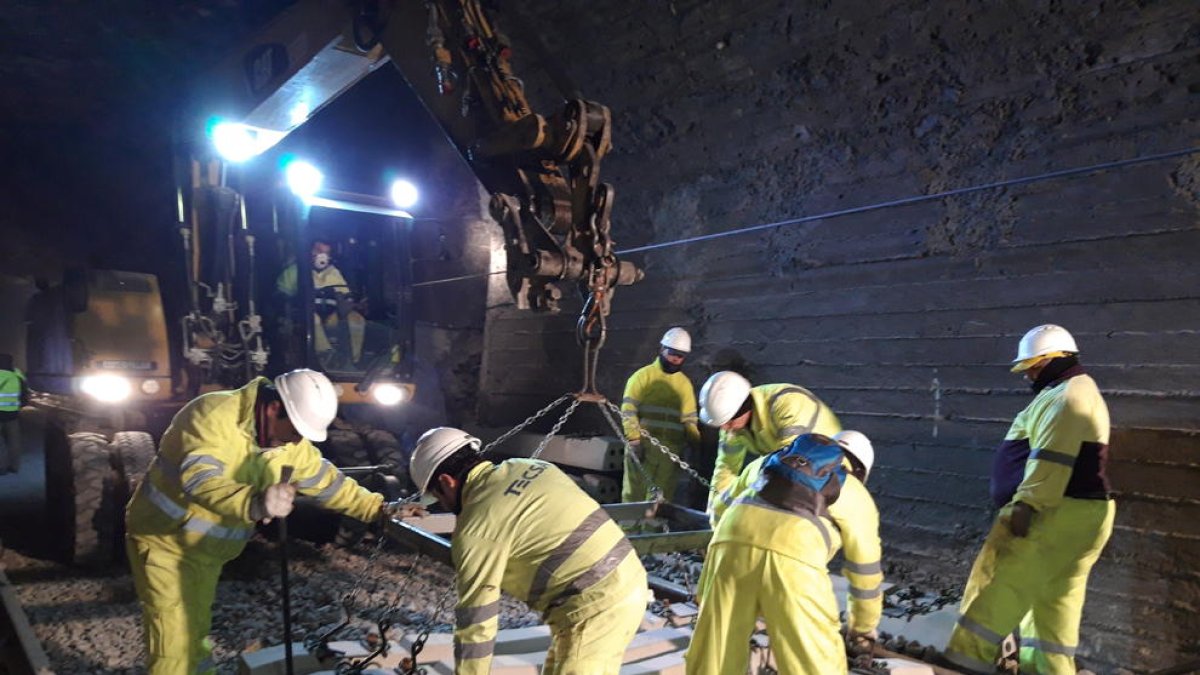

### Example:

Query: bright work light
xmin=390 ymin=179 xmax=419 ymax=209
xmin=211 ymin=122 xmax=261 ymax=163
xmin=80 ymin=374 xmax=132 ymax=403
xmin=285 ymin=160 xmax=324 ymax=199
xmin=372 ymin=383 xmax=409 ymax=406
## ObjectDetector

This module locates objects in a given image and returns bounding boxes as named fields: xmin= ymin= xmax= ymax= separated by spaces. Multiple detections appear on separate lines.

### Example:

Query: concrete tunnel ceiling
xmin=0 ymin=1 xmax=1198 ymax=672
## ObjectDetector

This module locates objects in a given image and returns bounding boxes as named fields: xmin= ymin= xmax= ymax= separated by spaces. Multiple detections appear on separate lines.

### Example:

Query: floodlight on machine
xmin=285 ymin=160 xmax=324 ymax=199
xmin=372 ymin=383 xmax=409 ymax=406
xmin=79 ymin=374 xmax=132 ymax=403
xmin=209 ymin=120 xmax=284 ymax=163
xmin=390 ymin=179 xmax=419 ymax=209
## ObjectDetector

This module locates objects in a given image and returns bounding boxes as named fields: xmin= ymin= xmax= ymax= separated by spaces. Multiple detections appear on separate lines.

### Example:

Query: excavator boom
xmin=193 ymin=0 xmax=642 ymax=317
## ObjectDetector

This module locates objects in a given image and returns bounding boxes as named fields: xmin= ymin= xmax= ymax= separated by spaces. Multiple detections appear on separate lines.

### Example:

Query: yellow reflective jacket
xmin=275 ymin=263 xmax=352 ymax=297
xmin=992 ymin=369 xmax=1112 ymax=512
xmin=452 ymin=459 xmax=646 ymax=674
xmin=0 ymin=368 xmax=26 ymax=414
xmin=710 ymin=454 xmax=884 ymax=634
xmin=126 ymin=377 xmax=382 ymax=562
xmin=620 ymin=359 xmax=700 ymax=447
xmin=710 ymin=384 xmax=841 ymax=504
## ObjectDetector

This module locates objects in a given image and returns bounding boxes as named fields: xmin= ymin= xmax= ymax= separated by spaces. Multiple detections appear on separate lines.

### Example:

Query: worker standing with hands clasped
xmin=409 ymin=427 xmax=648 ymax=675
xmin=698 ymin=370 xmax=841 ymax=517
xmin=944 ymin=325 xmax=1115 ymax=675
xmin=620 ymin=327 xmax=701 ymax=502
xmin=125 ymin=369 xmax=419 ymax=675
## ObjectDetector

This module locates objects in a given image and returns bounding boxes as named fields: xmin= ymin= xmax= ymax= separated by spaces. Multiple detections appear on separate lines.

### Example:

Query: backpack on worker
xmin=754 ymin=433 xmax=846 ymax=516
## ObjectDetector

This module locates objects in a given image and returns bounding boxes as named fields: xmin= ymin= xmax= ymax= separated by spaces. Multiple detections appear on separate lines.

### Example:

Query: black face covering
xmin=1031 ymin=355 xmax=1083 ymax=393
xmin=658 ymin=353 xmax=683 ymax=374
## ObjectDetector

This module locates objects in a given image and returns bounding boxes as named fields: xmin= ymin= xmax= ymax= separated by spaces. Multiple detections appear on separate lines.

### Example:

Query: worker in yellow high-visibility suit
xmin=700 ymin=430 xmax=885 ymax=672
xmin=409 ymin=427 xmax=649 ymax=675
xmin=0 ymin=353 xmax=28 ymax=474
xmin=125 ymin=370 xmax=414 ymax=675
xmin=698 ymin=371 xmax=841 ymax=516
xmin=276 ymin=240 xmax=366 ymax=364
xmin=620 ymin=327 xmax=701 ymax=502
xmin=687 ymin=433 xmax=873 ymax=675
xmin=944 ymin=325 xmax=1115 ymax=675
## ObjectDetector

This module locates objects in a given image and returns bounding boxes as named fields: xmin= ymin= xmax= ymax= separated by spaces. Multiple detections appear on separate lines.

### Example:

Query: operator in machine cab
xmin=276 ymin=239 xmax=366 ymax=367
xmin=125 ymin=369 xmax=420 ymax=675
xmin=410 ymin=427 xmax=649 ymax=675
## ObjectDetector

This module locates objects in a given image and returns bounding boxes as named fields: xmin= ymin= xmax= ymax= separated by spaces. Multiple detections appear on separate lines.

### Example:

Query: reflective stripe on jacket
xmin=452 ymin=459 xmax=645 ymax=674
xmin=125 ymin=377 xmax=382 ymax=561
xmin=0 ymin=369 xmax=25 ymax=412
xmin=991 ymin=371 xmax=1111 ymax=511
xmin=711 ymin=454 xmax=884 ymax=634
xmin=620 ymin=359 xmax=700 ymax=446
xmin=711 ymin=384 xmax=841 ymax=501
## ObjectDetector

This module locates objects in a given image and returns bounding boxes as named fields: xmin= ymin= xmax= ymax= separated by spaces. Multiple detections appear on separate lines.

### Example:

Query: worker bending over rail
xmin=699 ymin=370 xmax=841 ymax=517
xmin=944 ymin=325 xmax=1115 ymax=675
xmin=409 ymin=427 xmax=649 ymax=675
xmin=693 ymin=431 xmax=884 ymax=673
xmin=125 ymin=370 xmax=413 ymax=675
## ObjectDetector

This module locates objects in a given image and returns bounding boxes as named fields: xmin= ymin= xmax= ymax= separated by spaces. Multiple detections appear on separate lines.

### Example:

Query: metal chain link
xmin=481 ymin=393 xmax=573 ymax=455
xmin=531 ymin=397 xmax=582 ymax=459
xmin=598 ymin=402 xmax=659 ymax=499
xmin=401 ymin=582 xmax=457 ymax=675
xmin=604 ymin=400 xmax=713 ymax=491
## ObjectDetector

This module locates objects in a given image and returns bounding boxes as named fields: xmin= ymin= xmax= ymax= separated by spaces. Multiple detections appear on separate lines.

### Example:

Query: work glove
xmin=249 ymin=482 xmax=297 ymax=523
xmin=627 ymin=439 xmax=645 ymax=461
xmin=1007 ymin=501 xmax=1035 ymax=538
xmin=846 ymin=629 xmax=878 ymax=657
xmin=379 ymin=500 xmax=428 ymax=523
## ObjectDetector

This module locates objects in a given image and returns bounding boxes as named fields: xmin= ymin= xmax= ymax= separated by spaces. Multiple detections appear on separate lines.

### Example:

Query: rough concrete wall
xmin=479 ymin=1 xmax=1200 ymax=670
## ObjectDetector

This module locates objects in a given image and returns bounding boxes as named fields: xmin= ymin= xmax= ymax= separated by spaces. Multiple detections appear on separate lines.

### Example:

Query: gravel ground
xmin=2 ymin=536 xmax=540 ymax=674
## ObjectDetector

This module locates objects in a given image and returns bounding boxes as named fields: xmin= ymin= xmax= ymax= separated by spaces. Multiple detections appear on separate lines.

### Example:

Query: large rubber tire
xmin=111 ymin=431 xmax=157 ymax=559
xmin=65 ymin=433 xmax=120 ymax=567
xmin=324 ymin=429 xmax=370 ymax=468
xmin=363 ymin=429 xmax=409 ymax=482
xmin=112 ymin=431 xmax=156 ymax=494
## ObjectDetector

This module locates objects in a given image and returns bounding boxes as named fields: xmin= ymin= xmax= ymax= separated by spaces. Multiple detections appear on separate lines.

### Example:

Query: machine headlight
xmin=285 ymin=160 xmax=324 ymax=199
xmin=80 ymin=375 xmax=132 ymax=403
xmin=390 ymin=179 xmax=419 ymax=209
xmin=372 ymin=383 xmax=409 ymax=406
xmin=141 ymin=379 xmax=162 ymax=395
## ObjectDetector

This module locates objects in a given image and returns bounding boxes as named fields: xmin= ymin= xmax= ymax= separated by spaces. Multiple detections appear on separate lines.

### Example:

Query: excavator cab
xmin=266 ymin=207 xmax=417 ymax=408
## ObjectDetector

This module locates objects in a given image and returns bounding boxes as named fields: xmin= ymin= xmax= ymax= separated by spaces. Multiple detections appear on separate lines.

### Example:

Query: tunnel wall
xmin=476 ymin=1 xmax=1200 ymax=670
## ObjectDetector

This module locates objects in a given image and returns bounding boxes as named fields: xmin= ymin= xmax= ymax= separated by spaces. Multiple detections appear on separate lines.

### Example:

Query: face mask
xmin=658 ymin=354 xmax=682 ymax=374
xmin=312 ymin=252 xmax=331 ymax=270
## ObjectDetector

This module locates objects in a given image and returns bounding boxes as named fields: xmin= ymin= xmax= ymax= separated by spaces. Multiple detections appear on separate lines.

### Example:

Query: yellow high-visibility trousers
xmin=945 ymin=498 xmax=1115 ymax=675
xmin=543 ymin=584 xmax=648 ymax=674
xmin=622 ymin=442 xmax=685 ymax=503
xmin=127 ymin=536 xmax=223 ymax=675
xmin=686 ymin=542 xmax=845 ymax=675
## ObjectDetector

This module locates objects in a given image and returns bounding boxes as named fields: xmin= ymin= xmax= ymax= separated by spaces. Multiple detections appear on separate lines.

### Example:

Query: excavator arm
xmin=193 ymin=0 xmax=642 ymax=317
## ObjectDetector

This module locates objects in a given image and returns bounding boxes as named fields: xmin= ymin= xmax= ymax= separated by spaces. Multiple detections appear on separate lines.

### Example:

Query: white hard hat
xmin=834 ymin=430 xmax=875 ymax=481
xmin=410 ymin=427 xmax=481 ymax=497
xmin=1012 ymin=324 xmax=1078 ymax=372
xmin=274 ymin=369 xmax=338 ymax=442
xmin=660 ymin=327 xmax=692 ymax=353
xmin=699 ymin=371 xmax=752 ymax=426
